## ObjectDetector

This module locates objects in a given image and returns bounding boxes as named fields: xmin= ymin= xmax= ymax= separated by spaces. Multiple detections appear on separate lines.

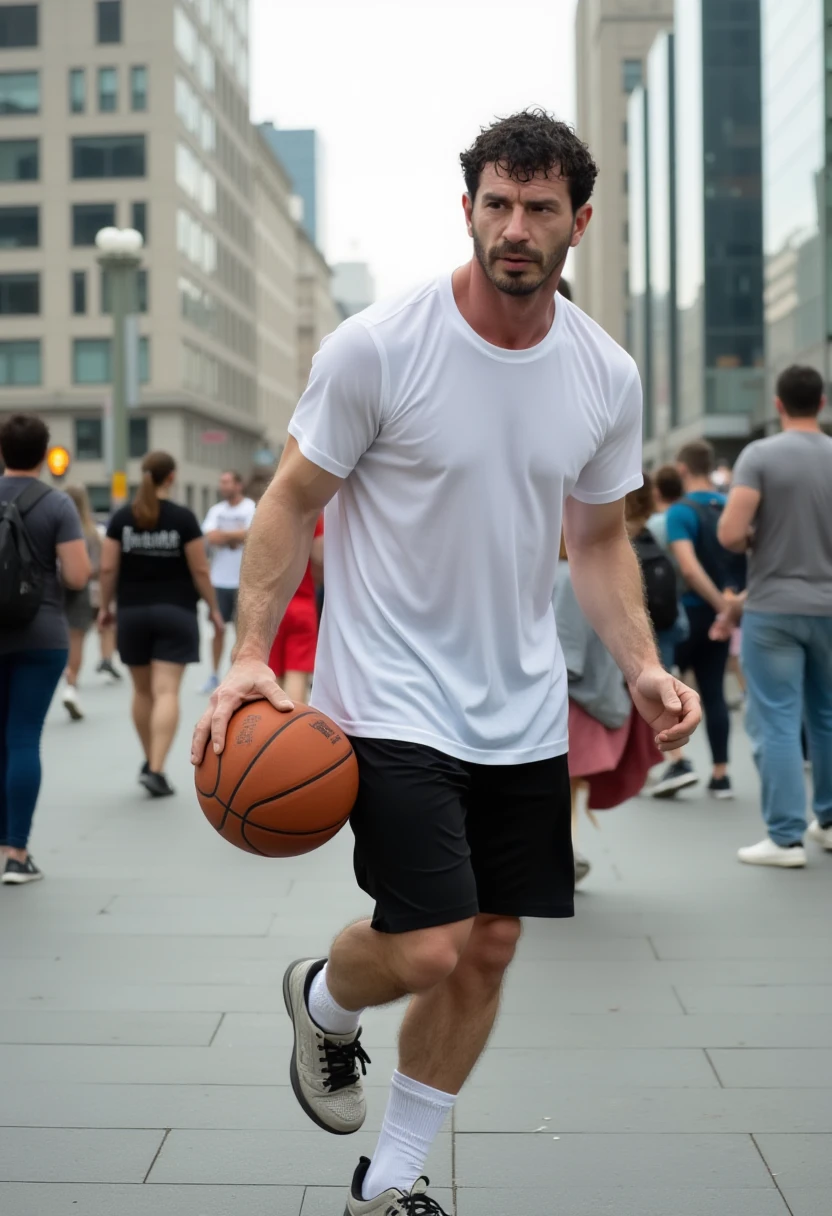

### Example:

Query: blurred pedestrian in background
xmin=268 ymin=515 xmax=324 ymax=704
xmin=200 ymin=470 xmax=257 ymax=694
xmin=667 ymin=440 xmax=744 ymax=799
xmin=625 ymin=476 xmax=697 ymax=798
xmin=555 ymin=535 xmax=662 ymax=884
xmin=98 ymin=452 xmax=224 ymax=798
xmin=648 ymin=463 xmax=684 ymax=549
xmin=60 ymin=484 xmax=103 ymax=722
xmin=718 ymin=365 xmax=832 ymax=867
xmin=0 ymin=415 xmax=91 ymax=884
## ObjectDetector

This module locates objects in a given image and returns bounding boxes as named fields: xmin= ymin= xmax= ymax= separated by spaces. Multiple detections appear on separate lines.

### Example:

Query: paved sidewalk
xmin=1 ymin=656 xmax=831 ymax=1215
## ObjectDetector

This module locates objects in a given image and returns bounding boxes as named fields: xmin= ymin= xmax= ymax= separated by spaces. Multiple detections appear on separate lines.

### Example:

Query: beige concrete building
xmin=252 ymin=125 xmax=298 ymax=455
xmin=0 ymin=0 xmax=263 ymax=517
xmin=296 ymin=224 xmax=341 ymax=401
xmin=573 ymin=0 xmax=673 ymax=345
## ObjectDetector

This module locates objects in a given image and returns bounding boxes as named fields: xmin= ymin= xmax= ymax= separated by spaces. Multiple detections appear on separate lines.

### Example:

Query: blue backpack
xmin=681 ymin=495 xmax=746 ymax=593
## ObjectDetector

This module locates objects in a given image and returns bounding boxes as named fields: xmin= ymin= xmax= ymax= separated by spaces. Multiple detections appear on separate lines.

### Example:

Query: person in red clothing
xmin=268 ymin=516 xmax=323 ymax=703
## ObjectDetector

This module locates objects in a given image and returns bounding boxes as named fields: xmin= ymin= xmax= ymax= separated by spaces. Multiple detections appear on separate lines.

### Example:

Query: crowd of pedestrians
xmin=1 ymin=358 xmax=831 ymax=886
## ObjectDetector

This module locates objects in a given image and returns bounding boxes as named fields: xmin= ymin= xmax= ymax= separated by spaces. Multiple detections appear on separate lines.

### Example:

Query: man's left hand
xmin=629 ymin=665 xmax=702 ymax=752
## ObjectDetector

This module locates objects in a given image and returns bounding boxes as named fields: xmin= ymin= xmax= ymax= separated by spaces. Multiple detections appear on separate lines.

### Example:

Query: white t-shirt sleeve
xmin=288 ymin=321 xmax=384 ymax=479
xmin=571 ymin=365 xmax=644 ymax=504
xmin=202 ymin=503 xmax=220 ymax=532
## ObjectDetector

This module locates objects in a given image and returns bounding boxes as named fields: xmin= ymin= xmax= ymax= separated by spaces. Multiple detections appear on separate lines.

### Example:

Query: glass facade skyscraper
xmin=647 ymin=32 xmax=676 ymax=444
xmin=676 ymin=0 xmax=765 ymax=431
xmin=762 ymin=0 xmax=830 ymax=416
xmin=628 ymin=83 xmax=651 ymax=433
xmin=258 ymin=124 xmax=323 ymax=250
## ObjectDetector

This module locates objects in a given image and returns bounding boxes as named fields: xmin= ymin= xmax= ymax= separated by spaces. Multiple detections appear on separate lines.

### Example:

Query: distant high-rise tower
xmin=258 ymin=123 xmax=323 ymax=250
xmin=574 ymin=0 xmax=673 ymax=344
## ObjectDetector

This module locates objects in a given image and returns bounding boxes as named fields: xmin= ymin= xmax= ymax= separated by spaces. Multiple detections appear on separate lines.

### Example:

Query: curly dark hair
xmin=460 ymin=109 xmax=599 ymax=212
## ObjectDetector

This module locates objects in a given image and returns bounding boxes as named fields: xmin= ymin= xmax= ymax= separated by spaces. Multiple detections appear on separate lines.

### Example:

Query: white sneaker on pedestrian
xmin=807 ymin=820 xmax=832 ymax=851
xmin=737 ymin=838 xmax=806 ymax=868
xmin=345 ymin=1158 xmax=449 ymax=1215
xmin=282 ymin=958 xmax=370 ymax=1135
xmin=62 ymin=685 xmax=83 ymax=721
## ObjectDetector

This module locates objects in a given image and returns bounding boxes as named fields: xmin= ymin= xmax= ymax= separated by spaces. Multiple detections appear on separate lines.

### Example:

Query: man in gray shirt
xmin=718 ymin=365 xmax=832 ymax=868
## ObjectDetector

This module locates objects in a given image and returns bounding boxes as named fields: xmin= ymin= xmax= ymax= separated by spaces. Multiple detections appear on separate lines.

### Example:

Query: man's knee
xmin=388 ymin=920 xmax=474 ymax=992
xmin=459 ymin=915 xmax=522 ymax=979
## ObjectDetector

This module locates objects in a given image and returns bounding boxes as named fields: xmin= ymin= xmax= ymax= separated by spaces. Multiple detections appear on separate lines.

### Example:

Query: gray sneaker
xmin=282 ymin=958 xmax=370 ymax=1135
xmin=345 ymin=1157 xmax=449 ymax=1215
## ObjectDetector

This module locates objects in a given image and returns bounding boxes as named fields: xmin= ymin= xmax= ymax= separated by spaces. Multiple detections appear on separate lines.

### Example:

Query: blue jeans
xmin=741 ymin=612 xmax=832 ymax=845
xmin=0 ymin=648 xmax=67 ymax=850
xmin=657 ymin=603 xmax=690 ymax=671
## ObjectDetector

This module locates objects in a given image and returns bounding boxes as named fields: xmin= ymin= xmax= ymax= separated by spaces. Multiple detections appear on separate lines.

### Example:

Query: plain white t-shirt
xmin=289 ymin=275 xmax=643 ymax=765
xmin=202 ymin=497 xmax=256 ymax=589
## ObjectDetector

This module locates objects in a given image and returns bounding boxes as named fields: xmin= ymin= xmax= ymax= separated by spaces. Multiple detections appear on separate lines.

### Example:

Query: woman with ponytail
xmin=98 ymin=452 xmax=225 ymax=797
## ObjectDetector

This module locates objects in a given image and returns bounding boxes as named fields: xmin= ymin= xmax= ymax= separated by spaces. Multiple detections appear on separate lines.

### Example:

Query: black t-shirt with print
xmin=107 ymin=500 xmax=203 ymax=610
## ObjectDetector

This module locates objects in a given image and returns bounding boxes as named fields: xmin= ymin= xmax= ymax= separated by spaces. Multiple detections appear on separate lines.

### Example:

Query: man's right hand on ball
xmin=191 ymin=659 xmax=294 ymax=764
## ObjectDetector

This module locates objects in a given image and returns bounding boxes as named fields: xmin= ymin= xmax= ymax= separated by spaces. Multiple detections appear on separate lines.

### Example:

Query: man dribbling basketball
xmin=192 ymin=110 xmax=702 ymax=1215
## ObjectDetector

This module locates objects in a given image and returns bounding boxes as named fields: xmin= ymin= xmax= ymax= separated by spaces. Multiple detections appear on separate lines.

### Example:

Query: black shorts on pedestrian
xmin=348 ymin=738 xmax=574 ymax=934
xmin=117 ymin=604 xmax=200 ymax=667
xmin=215 ymin=586 xmax=238 ymax=624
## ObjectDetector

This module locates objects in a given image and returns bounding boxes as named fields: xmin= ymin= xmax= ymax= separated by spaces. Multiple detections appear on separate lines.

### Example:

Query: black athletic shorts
xmin=349 ymin=738 xmax=574 ymax=934
xmin=117 ymin=604 xmax=200 ymax=667
xmin=215 ymin=586 xmax=238 ymax=624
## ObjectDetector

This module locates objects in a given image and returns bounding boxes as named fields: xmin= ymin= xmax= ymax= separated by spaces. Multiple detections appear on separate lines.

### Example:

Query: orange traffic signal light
xmin=46 ymin=446 xmax=71 ymax=479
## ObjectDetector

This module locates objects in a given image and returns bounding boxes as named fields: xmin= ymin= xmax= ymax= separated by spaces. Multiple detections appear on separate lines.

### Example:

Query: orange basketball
xmin=195 ymin=701 xmax=359 ymax=857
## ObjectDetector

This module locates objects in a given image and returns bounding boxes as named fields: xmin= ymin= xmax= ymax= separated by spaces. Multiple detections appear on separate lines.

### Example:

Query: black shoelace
xmin=319 ymin=1028 xmax=371 ymax=1093
xmin=397 ymin=1188 xmax=448 ymax=1215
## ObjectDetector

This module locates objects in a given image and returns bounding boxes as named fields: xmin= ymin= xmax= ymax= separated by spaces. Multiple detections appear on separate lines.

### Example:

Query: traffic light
xmin=46 ymin=446 xmax=71 ymax=481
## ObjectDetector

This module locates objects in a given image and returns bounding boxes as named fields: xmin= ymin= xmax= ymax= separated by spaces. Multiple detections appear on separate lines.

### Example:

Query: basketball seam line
xmin=218 ymin=708 xmax=318 ymax=833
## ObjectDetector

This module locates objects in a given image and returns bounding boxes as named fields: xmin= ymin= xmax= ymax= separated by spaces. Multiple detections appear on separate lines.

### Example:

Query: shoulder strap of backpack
xmin=14 ymin=480 xmax=52 ymax=517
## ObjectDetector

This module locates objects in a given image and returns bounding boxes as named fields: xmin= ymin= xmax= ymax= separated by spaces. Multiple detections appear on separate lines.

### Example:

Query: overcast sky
xmin=250 ymin=0 xmax=579 ymax=298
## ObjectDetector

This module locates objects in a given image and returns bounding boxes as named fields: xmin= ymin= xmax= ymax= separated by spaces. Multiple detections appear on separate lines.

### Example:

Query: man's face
xmin=218 ymin=472 xmax=240 ymax=502
xmin=463 ymin=163 xmax=591 ymax=298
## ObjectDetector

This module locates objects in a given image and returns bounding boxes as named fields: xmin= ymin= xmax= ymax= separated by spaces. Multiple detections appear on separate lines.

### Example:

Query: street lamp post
xmin=95 ymin=226 xmax=144 ymax=511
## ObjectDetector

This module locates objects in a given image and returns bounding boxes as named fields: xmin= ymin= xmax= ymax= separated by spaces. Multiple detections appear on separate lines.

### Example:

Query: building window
xmin=101 ymin=266 xmax=148 ymax=313
xmin=68 ymin=68 xmax=85 ymax=114
xmin=75 ymin=417 xmax=103 ymax=460
xmin=623 ymin=171 xmax=629 ymax=195
xmin=97 ymin=66 xmax=117 ymax=112
xmin=0 ymin=205 xmax=38 ymax=247
xmin=0 ymin=138 xmax=37 ymax=180
xmin=72 ymin=202 xmax=116 ymax=246
xmin=0 ymin=273 xmax=38 ymax=314
xmin=130 ymin=65 xmax=147 ymax=111
xmin=623 ymin=59 xmax=642 ymax=94
xmin=73 ymin=336 xmax=149 ymax=384
xmin=72 ymin=270 xmax=87 ymax=315
xmin=129 ymin=416 xmax=148 ymax=458
xmin=131 ymin=200 xmax=147 ymax=241
xmin=0 ymin=5 xmax=38 ymax=47
xmin=0 ymin=339 xmax=40 ymax=385
xmin=97 ymin=0 xmax=121 ymax=43
xmin=622 ymin=120 xmax=628 ymax=146
xmin=72 ymin=134 xmax=145 ymax=178
xmin=623 ymin=220 xmax=629 ymax=244
xmin=0 ymin=70 xmax=39 ymax=115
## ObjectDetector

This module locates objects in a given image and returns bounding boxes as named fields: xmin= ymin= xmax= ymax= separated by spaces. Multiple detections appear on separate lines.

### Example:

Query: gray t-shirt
xmin=732 ymin=431 xmax=832 ymax=615
xmin=0 ymin=475 xmax=84 ymax=654
xmin=553 ymin=561 xmax=632 ymax=730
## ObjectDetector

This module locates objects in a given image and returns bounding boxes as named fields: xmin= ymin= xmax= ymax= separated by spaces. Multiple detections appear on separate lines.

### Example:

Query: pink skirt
xmin=568 ymin=700 xmax=663 ymax=810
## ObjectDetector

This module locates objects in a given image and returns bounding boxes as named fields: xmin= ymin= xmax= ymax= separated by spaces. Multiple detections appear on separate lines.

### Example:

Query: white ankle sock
xmin=307 ymin=963 xmax=364 ymax=1035
xmin=362 ymin=1070 xmax=455 ymax=1200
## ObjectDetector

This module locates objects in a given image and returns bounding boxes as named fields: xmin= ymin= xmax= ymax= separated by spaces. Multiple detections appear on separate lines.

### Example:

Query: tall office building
xmin=574 ymin=0 xmax=673 ymax=345
xmin=0 ymin=0 xmax=263 ymax=516
xmin=762 ymin=0 xmax=831 ymax=422
xmin=673 ymin=0 xmax=764 ymax=457
xmin=332 ymin=260 xmax=375 ymax=319
xmin=258 ymin=123 xmax=323 ymax=251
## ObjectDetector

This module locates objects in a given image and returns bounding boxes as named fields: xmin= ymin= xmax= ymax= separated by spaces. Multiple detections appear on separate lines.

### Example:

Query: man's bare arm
xmin=563 ymin=497 xmax=701 ymax=750
xmin=563 ymin=497 xmax=658 ymax=682
xmin=717 ymin=485 xmax=760 ymax=553
xmin=670 ymin=539 xmax=725 ymax=612
xmin=191 ymin=438 xmax=342 ymax=761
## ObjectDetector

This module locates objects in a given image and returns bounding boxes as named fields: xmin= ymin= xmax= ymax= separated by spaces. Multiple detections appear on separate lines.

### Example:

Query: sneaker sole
xmin=2 ymin=871 xmax=43 ymax=885
xmin=738 ymin=853 xmax=806 ymax=868
xmin=63 ymin=699 xmax=83 ymax=721
xmin=711 ymin=790 xmax=735 ymax=800
xmin=282 ymin=958 xmax=360 ymax=1137
xmin=651 ymin=775 xmax=699 ymax=799
xmin=139 ymin=775 xmax=175 ymax=798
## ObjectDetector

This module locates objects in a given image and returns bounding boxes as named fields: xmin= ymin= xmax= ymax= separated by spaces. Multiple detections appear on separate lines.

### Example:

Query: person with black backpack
xmin=0 ymin=414 xmax=91 ymax=885
xmin=667 ymin=440 xmax=746 ymax=800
